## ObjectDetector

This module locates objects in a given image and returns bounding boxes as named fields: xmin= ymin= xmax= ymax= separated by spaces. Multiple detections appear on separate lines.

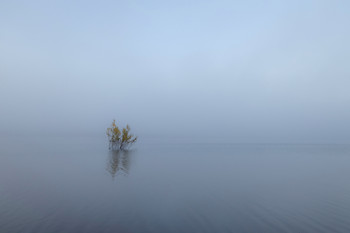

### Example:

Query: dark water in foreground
xmin=1 ymin=137 xmax=350 ymax=233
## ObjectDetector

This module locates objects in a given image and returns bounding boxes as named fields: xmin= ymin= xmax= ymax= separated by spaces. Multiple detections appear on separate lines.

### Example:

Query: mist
xmin=1 ymin=0 xmax=350 ymax=143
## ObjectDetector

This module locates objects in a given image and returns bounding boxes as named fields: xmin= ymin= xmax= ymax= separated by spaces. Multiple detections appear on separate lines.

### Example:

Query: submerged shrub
xmin=106 ymin=120 xmax=137 ymax=150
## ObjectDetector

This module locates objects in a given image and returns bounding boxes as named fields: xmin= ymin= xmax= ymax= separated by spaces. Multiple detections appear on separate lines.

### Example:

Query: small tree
xmin=106 ymin=120 xmax=137 ymax=150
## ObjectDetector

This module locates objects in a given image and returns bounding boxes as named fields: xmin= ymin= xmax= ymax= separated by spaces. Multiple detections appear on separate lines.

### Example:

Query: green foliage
xmin=106 ymin=120 xmax=137 ymax=150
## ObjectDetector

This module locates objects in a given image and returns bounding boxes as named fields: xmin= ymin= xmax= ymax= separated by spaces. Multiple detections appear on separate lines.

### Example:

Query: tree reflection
xmin=107 ymin=150 xmax=132 ymax=179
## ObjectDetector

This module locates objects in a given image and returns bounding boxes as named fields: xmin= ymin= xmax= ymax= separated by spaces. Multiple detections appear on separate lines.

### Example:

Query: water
xmin=1 ymin=136 xmax=350 ymax=233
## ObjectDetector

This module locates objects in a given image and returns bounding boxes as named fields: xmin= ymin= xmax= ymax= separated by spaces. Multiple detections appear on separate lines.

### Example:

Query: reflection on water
xmin=106 ymin=150 xmax=132 ymax=179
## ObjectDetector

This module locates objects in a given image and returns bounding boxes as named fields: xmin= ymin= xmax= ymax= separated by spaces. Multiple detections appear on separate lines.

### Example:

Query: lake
xmin=1 ymin=136 xmax=350 ymax=233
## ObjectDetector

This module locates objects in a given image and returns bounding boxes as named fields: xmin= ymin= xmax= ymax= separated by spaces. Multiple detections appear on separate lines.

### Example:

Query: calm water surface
xmin=1 ymin=136 xmax=350 ymax=233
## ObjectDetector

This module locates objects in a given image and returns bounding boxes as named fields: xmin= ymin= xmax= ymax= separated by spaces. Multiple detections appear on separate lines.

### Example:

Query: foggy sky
xmin=1 ymin=0 xmax=350 ymax=143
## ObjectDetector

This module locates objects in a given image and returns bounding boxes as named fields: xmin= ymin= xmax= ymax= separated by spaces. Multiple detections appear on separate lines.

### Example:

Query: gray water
xmin=1 ymin=136 xmax=350 ymax=233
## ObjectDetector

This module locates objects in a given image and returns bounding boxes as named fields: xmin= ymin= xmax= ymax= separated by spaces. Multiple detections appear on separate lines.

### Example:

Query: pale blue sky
xmin=1 ymin=0 xmax=350 ymax=142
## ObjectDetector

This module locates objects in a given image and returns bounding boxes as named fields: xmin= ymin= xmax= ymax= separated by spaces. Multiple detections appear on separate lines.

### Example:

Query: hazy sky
xmin=1 ymin=0 xmax=350 ymax=142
